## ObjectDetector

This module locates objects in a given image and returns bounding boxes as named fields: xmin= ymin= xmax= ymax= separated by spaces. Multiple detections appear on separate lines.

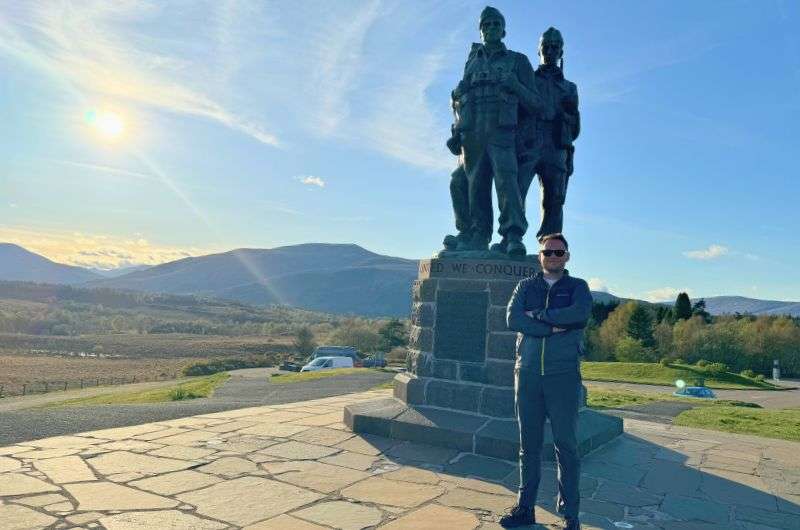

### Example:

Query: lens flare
xmin=675 ymin=379 xmax=686 ymax=389
xmin=85 ymin=109 xmax=125 ymax=140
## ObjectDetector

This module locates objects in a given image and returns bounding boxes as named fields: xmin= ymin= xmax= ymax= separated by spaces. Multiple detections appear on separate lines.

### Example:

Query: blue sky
xmin=1 ymin=1 xmax=798 ymax=302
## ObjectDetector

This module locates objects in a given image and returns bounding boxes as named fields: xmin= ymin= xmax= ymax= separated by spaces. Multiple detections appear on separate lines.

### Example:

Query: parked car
xmin=673 ymin=386 xmax=716 ymax=399
xmin=311 ymin=346 xmax=363 ymax=367
xmin=362 ymin=355 xmax=387 ymax=368
xmin=300 ymin=356 xmax=354 ymax=372
xmin=279 ymin=361 xmax=301 ymax=372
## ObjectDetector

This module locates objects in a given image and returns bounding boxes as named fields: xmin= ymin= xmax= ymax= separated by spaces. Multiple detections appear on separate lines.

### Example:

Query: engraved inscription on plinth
xmin=434 ymin=290 xmax=488 ymax=362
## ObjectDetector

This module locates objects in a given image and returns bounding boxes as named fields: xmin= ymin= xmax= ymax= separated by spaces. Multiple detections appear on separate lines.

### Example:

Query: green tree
xmin=626 ymin=303 xmax=655 ymax=347
xmin=614 ymin=336 xmax=655 ymax=362
xmin=590 ymin=300 xmax=619 ymax=327
xmin=653 ymin=320 xmax=674 ymax=358
xmin=597 ymin=301 xmax=638 ymax=359
xmin=674 ymin=292 xmax=693 ymax=321
xmin=292 ymin=326 xmax=317 ymax=356
xmin=378 ymin=319 xmax=408 ymax=352
xmin=655 ymin=305 xmax=673 ymax=324
xmin=692 ymin=299 xmax=712 ymax=323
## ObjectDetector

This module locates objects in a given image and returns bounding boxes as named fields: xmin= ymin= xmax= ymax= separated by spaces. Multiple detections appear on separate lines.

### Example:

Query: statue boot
xmin=491 ymin=232 xmax=526 ymax=257
xmin=461 ymin=231 xmax=490 ymax=251
xmin=443 ymin=232 xmax=470 ymax=251
xmin=490 ymin=238 xmax=508 ymax=253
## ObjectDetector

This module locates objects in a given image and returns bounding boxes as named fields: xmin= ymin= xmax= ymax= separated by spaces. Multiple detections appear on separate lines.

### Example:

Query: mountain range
xmin=0 ymin=243 xmax=101 ymax=285
xmin=1 ymin=242 xmax=798 ymax=317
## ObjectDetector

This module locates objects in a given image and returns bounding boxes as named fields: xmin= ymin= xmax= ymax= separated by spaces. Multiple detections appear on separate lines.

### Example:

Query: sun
xmin=85 ymin=109 xmax=126 ymax=141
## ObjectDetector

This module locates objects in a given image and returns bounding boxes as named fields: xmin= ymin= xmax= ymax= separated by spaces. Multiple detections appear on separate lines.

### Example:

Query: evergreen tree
xmin=591 ymin=300 xmax=619 ymax=327
xmin=378 ymin=319 xmax=408 ymax=352
xmin=692 ymin=299 xmax=712 ymax=323
xmin=626 ymin=303 xmax=655 ymax=347
xmin=674 ymin=292 xmax=693 ymax=321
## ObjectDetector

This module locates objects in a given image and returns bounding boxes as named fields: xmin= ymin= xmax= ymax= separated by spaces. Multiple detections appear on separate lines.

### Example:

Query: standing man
xmin=502 ymin=233 xmax=592 ymax=529
xmin=447 ymin=6 xmax=541 ymax=256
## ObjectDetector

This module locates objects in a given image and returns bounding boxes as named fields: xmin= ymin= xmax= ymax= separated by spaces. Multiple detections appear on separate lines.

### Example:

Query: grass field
xmin=0 ymin=332 xmax=293 ymax=359
xmin=587 ymin=387 xmax=800 ymax=441
xmin=586 ymin=388 xmax=760 ymax=410
xmin=675 ymin=406 xmax=800 ymax=442
xmin=587 ymin=388 xmax=664 ymax=409
xmin=41 ymin=373 xmax=230 ymax=407
xmin=581 ymin=362 xmax=779 ymax=390
xmin=0 ymin=354 xmax=197 ymax=396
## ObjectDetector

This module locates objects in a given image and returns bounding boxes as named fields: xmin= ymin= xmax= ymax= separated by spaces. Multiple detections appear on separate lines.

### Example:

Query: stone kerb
xmin=401 ymin=257 xmax=540 ymax=420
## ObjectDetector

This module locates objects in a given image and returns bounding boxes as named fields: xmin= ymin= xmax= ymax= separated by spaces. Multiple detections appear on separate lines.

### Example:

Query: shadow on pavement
xmin=347 ymin=428 xmax=800 ymax=529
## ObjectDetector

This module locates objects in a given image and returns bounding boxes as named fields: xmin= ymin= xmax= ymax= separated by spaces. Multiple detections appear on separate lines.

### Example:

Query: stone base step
xmin=344 ymin=397 xmax=623 ymax=461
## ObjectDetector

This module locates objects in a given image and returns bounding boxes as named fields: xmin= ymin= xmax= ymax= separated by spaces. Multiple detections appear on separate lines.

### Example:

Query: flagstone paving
xmin=1 ymin=388 xmax=800 ymax=529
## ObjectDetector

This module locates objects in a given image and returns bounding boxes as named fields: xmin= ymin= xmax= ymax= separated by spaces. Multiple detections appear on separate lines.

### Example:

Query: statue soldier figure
xmin=515 ymin=27 xmax=580 ymax=243
xmin=443 ymin=6 xmax=541 ymax=258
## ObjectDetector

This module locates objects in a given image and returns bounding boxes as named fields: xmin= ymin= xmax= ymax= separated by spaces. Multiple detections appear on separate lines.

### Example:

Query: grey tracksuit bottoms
xmin=515 ymin=368 xmax=581 ymax=517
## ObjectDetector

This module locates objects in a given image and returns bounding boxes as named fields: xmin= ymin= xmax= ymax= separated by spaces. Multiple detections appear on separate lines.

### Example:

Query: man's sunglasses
xmin=540 ymin=249 xmax=567 ymax=257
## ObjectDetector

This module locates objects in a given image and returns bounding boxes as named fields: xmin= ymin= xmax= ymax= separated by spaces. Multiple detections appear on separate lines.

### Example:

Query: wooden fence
xmin=0 ymin=372 xmax=179 ymax=398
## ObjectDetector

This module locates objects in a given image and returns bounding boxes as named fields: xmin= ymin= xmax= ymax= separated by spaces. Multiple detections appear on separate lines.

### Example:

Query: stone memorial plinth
xmin=344 ymin=257 xmax=623 ymax=461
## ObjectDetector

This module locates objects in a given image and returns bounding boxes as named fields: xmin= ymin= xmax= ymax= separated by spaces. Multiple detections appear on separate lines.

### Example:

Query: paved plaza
xmin=0 ymin=388 xmax=799 ymax=529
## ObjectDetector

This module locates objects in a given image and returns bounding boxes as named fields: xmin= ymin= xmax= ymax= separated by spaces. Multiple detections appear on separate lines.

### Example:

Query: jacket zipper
xmin=541 ymin=282 xmax=552 ymax=376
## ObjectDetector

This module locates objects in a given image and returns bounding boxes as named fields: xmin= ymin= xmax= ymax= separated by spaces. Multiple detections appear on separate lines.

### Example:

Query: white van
xmin=300 ymin=356 xmax=354 ymax=372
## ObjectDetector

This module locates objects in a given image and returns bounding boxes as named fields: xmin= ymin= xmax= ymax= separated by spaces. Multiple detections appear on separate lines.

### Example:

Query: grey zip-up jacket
xmin=506 ymin=271 xmax=592 ymax=376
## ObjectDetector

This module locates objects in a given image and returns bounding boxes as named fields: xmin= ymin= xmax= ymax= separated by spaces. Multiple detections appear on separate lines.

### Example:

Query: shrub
xmin=169 ymin=387 xmax=201 ymax=401
xmin=703 ymin=362 xmax=729 ymax=375
xmin=754 ymin=374 xmax=765 ymax=382
xmin=673 ymin=358 xmax=685 ymax=365
xmin=740 ymin=369 xmax=756 ymax=378
xmin=695 ymin=359 xmax=709 ymax=367
xmin=659 ymin=358 xmax=671 ymax=367
xmin=613 ymin=336 xmax=656 ymax=362
xmin=386 ymin=346 xmax=408 ymax=364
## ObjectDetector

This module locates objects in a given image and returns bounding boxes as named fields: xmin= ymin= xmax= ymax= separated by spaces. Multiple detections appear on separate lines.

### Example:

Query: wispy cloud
xmin=0 ymin=226 xmax=213 ymax=269
xmin=0 ymin=2 xmax=466 ymax=172
xmin=310 ymin=0 xmax=381 ymax=136
xmin=358 ymin=44 xmax=454 ymax=172
xmin=683 ymin=244 xmax=729 ymax=260
xmin=297 ymin=175 xmax=326 ymax=188
xmin=50 ymin=159 xmax=158 ymax=183
xmin=0 ymin=1 xmax=279 ymax=146
xmin=642 ymin=287 xmax=692 ymax=303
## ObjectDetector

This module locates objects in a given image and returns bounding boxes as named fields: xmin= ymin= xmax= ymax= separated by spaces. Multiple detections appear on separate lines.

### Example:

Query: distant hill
xmin=590 ymin=291 xmax=620 ymax=304
xmin=0 ymin=243 xmax=100 ymax=285
xmin=89 ymin=265 xmax=151 ymax=278
xmin=87 ymin=243 xmax=419 ymax=317
xmin=697 ymin=296 xmax=800 ymax=317
xmin=4 ymin=242 xmax=798 ymax=318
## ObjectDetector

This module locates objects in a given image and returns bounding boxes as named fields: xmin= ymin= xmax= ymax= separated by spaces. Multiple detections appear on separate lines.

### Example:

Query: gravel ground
xmin=0 ymin=368 xmax=395 ymax=445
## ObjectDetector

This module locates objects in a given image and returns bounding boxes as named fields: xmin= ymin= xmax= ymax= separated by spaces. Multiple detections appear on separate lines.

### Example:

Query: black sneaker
xmin=499 ymin=504 xmax=535 ymax=528
xmin=562 ymin=517 xmax=580 ymax=529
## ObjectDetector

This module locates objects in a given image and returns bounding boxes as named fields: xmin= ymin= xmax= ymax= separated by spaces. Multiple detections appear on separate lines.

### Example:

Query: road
xmin=0 ymin=368 xmax=394 ymax=446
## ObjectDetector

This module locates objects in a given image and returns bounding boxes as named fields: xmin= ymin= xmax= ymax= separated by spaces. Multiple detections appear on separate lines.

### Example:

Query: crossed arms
xmin=506 ymin=279 xmax=593 ymax=337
